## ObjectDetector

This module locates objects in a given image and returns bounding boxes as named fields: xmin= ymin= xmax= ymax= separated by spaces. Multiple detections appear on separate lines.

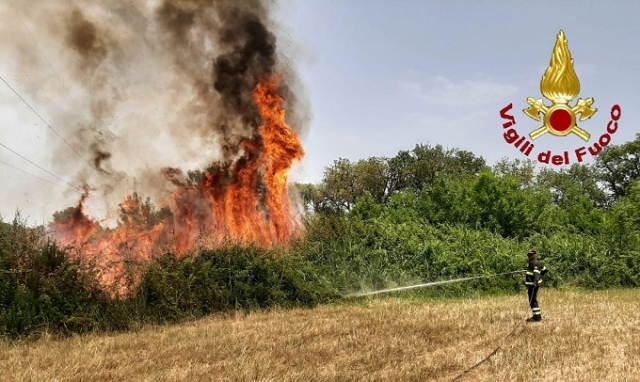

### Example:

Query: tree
xmin=52 ymin=207 xmax=75 ymax=224
xmin=602 ymin=181 xmax=640 ymax=255
xmin=388 ymin=144 xmax=486 ymax=192
xmin=493 ymin=157 xmax=536 ymax=188
xmin=353 ymin=157 xmax=392 ymax=204
xmin=536 ymin=163 xmax=608 ymax=209
xmin=470 ymin=170 xmax=541 ymax=238
xmin=386 ymin=150 xmax=413 ymax=193
xmin=594 ymin=133 xmax=640 ymax=202
xmin=294 ymin=183 xmax=324 ymax=214
xmin=320 ymin=158 xmax=359 ymax=212
xmin=118 ymin=193 xmax=171 ymax=229
xmin=418 ymin=174 xmax=479 ymax=227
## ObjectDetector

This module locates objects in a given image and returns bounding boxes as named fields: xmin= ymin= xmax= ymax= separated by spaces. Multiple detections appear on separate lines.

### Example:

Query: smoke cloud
xmin=0 ymin=0 xmax=310 ymax=224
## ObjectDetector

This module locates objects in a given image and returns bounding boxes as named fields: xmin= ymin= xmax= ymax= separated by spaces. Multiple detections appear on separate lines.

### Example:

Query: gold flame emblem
xmin=523 ymin=30 xmax=597 ymax=141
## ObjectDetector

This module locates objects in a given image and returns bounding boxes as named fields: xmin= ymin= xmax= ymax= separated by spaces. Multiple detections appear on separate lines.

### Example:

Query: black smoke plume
xmin=0 ymin=0 xmax=310 ymax=224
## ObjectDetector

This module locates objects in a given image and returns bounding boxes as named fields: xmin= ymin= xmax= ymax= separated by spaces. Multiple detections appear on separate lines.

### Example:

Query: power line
xmin=0 ymin=141 xmax=82 ymax=191
xmin=0 ymin=157 xmax=80 ymax=192
xmin=2 ymin=2 xmax=107 ymax=179
xmin=0 ymin=74 xmax=95 ymax=171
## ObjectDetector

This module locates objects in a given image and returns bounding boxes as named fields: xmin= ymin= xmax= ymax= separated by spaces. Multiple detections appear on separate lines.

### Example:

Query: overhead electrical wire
xmin=2 ymin=1 xmax=103 ymax=176
xmin=0 ymin=157 xmax=80 ymax=192
xmin=0 ymin=75 xmax=95 ymax=172
xmin=0 ymin=141 xmax=82 ymax=191
xmin=0 ymin=2 xmax=129 ymax=223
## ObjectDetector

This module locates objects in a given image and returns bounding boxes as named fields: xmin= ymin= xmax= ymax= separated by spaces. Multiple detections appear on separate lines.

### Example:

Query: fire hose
xmin=342 ymin=270 xmax=536 ymax=381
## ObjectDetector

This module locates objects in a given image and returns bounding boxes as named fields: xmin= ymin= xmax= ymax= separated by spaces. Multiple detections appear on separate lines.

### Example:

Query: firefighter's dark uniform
xmin=525 ymin=252 xmax=548 ymax=322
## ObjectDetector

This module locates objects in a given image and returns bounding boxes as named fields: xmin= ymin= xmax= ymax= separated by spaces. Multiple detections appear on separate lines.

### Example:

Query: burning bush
xmin=1 ymin=214 xmax=339 ymax=338
xmin=0 ymin=215 xmax=129 ymax=337
xmin=1 ymin=0 xmax=311 ymax=296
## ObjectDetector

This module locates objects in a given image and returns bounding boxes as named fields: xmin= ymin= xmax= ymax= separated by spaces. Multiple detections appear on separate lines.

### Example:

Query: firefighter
xmin=525 ymin=249 xmax=548 ymax=322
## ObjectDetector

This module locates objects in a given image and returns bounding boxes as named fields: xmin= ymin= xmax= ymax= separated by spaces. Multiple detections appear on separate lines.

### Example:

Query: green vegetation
xmin=2 ymin=134 xmax=640 ymax=338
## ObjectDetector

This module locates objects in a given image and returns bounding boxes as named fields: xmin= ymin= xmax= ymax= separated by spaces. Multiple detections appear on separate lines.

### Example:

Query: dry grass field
xmin=1 ymin=288 xmax=639 ymax=382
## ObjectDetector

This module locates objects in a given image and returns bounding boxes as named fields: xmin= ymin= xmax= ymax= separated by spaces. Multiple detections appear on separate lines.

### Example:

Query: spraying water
xmin=344 ymin=271 xmax=526 ymax=298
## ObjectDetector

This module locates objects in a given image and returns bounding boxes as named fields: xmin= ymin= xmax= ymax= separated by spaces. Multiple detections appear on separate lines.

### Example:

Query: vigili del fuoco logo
xmin=499 ymin=30 xmax=621 ymax=165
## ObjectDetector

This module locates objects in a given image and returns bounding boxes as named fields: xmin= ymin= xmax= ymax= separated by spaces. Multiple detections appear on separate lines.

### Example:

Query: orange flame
xmin=48 ymin=74 xmax=305 ymax=296
xmin=255 ymin=74 xmax=305 ymax=244
xmin=50 ymin=186 xmax=98 ymax=245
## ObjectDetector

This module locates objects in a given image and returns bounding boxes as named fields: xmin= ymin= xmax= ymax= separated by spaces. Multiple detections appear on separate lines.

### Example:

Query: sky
xmin=1 ymin=0 xmax=639 ymax=224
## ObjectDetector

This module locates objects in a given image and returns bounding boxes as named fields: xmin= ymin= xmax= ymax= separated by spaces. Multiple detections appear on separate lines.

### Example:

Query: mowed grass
xmin=1 ymin=288 xmax=639 ymax=381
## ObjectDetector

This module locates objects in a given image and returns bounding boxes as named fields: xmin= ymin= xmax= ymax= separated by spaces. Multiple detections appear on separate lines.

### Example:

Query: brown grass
xmin=1 ymin=288 xmax=639 ymax=381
